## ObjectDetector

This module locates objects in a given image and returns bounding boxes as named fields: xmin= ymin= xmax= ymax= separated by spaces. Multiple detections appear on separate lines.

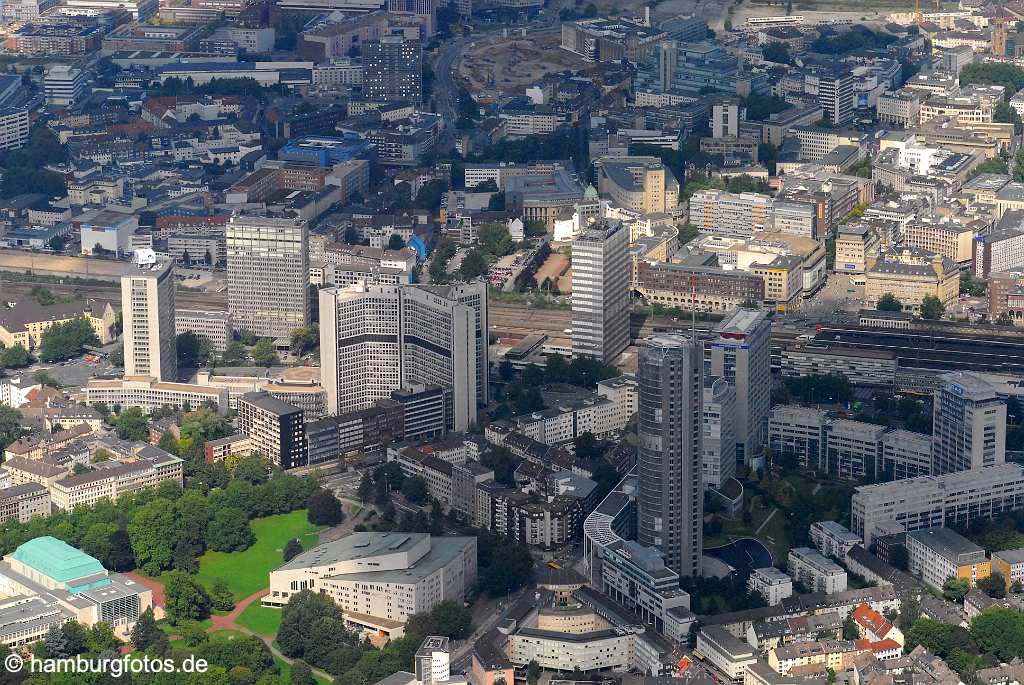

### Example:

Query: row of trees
xmin=876 ymin=292 xmax=945 ymax=320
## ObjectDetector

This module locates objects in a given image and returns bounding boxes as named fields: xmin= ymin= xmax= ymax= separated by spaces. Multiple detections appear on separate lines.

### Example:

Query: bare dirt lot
xmin=459 ymin=33 xmax=590 ymax=95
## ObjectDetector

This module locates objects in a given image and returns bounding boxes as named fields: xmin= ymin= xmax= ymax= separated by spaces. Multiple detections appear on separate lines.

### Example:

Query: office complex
xmin=710 ymin=309 xmax=771 ymax=466
xmin=364 ymin=36 xmax=423 ymax=103
xmin=932 ymin=371 xmax=1007 ymax=474
xmin=571 ymin=221 xmax=630 ymax=362
xmin=44 ymin=65 xmax=86 ymax=107
xmin=319 ymin=282 xmax=486 ymax=432
xmin=851 ymin=463 xmax=1024 ymax=545
xmin=121 ymin=257 xmax=176 ymax=382
xmin=226 ymin=215 xmax=310 ymax=339
xmin=816 ymin=69 xmax=855 ymax=126
xmin=636 ymin=335 xmax=703 ymax=578
xmin=237 ymin=392 xmax=308 ymax=470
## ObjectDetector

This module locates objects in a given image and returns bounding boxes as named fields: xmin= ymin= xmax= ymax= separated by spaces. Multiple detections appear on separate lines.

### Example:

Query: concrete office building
xmin=817 ymin=69 xmax=854 ymax=126
xmin=174 ymin=309 xmax=232 ymax=352
xmin=364 ymin=36 xmax=422 ymax=103
xmin=710 ymin=308 xmax=771 ymax=466
xmin=907 ymin=527 xmax=990 ymax=590
xmin=320 ymin=283 xmax=484 ymax=432
xmin=226 ymin=215 xmax=309 ymax=339
xmin=237 ymin=392 xmax=308 ymax=470
xmin=121 ymin=257 xmax=177 ymax=382
xmin=851 ymin=463 xmax=1024 ymax=546
xmin=595 ymin=157 xmax=680 ymax=214
xmin=689 ymin=189 xmax=773 ymax=238
xmin=572 ymin=221 xmax=630 ymax=362
xmin=637 ymin=335 xmax=703 ymax=578
xmin=712 ymin=97 xmax=740 ymax=138
xmin=44 ymin=65 xmax=86 ymax=107
xmin=932 ymin=371 xmax=1007 ymax=475
xmin=265 ymin=532 xmax=476 ymax=639
xmin=702 ymin=376 xmax=736 ymax=490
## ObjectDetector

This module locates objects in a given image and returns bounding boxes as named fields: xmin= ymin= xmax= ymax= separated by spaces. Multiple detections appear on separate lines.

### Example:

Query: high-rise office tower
xmin=571 ymin=220 xmax=629 ymax=362
xmin=364 ymin=36 xmax=423 ymax=103
xmin=319 ymin=282 xmax=484 ymax=431
xmin=817 ymin=69 xmax=854 ymax=126
xmin=121 ymin=255 xmax=176 ymax=382
xmin=711 ymin=97 xmax=739 ymax=139
xmin=637 ymin=334 xmax=703 ymax=578
xmin=932 ymin=371 xmax=1006 ymax=475
xmin=226 ymin=215 xmax=309 ymax=339
xmin=710 ymin=308 xmax=771 ymax=467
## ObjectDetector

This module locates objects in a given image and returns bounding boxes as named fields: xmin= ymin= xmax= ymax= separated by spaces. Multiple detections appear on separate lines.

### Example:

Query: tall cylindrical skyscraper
xmin=637 ymin=334 xmax=703 ymax=578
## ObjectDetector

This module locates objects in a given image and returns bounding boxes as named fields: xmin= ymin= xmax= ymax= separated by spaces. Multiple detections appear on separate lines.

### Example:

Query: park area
xmin=195 ymin=510 xmax=323 ymax=601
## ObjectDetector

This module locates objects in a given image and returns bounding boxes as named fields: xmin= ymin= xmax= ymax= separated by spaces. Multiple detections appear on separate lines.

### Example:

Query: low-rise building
xmin=810 ymin=521 xmax=862 ymax=561
xmin=747 ymin=567 xmax=793 ymax=607
xmin=84 ymin=376 xmax=229 ymax=414
xmin=787 ymin=547 xmax=847 ymax=594
xmin=696 ymin=625 xmax=759 ymax=683
xmin=907 ymin=527 xmax=990 ymax=590
xmin=174 ymin=309 xmax=232 ymax=352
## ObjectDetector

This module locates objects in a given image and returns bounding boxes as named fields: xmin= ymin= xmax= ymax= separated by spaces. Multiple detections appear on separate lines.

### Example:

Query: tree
xmin=164 ymin=570 xmax=212 ymax=623
xmin=877 ymin=293 xmax=902 ymax=311
xmin=0 ymin=344 xmax=31 ymax=368
xmin=177 ymin=332 xmax=204 ymax=368
xmin=107 ymin=528 xmax=135 ymax=571
xmin=289 ymin=325 xmax=320 ymax=357
xmin=128 ymin=498 xmax=179 ymax=574
xmin=920 ymin=295 xmax=945 ymax=320
xmin=277 ymin=590 xmax=345 ymax=659
xmin=842 ymin=616 xmax=860 ymax=640
xmin=43 ymin=623 xmax=69 ymax=658
xmin=307 ymin=489 xmax=344 ymax=526
xmin=112 ymin=407 xmax=149 ymax=441
xmin=997 ymin=312 xmax=1015 ymax=326
xmin=61 ymin=620 xmax=87 ymax=656
xmin=87 ymin=622 xmax=120 ymax=653
xmin=211 ymin=577 xmax=235 ymax=611
xmin=131 ymin=608 xmax=163 ymax=651
xmin=899 ymin=593 xmax=921 ymax=630
xmin=252 ymin=338 xmax=280 ymax=367
xmin=291 ymin=661 xmax=316 ymax=685
xmin=431 ymin=600 xmax=472 ymax=639
xmin=978 ymin=572 xmax=1008 ymax=599
xmin=221 ymin=340 xmax=248 ymax=365
xmin=762 ymin=41 xmax=791 ymax=65
xmin=401 ymin=476 xmax=429 ymax=504
xmin=388 ymin=234 xmax=406 ymax=250
xmin=942 ymin=577 xmax=971 ymax=602
xmin=0 ymin=406 xmax=23 ymax=452
xmin=233 ymin=454 xmax=270 ymax=484
xmin=460 ymin=249 xmax=488 ymax=279
xmin=283 ymin=538 xmax=304 ymax=562
xmin=37 ymin=317 xmax=99 ymax=362
xmin=206 ymin=506 xmax=255 ymax=552
xmin=971 ymin=607 xmax=1024 ymax=662
xmin=527 ymin=660 xmax=541 ymax=685
xmin=32 ymin=369 xmax=59 ymax=388
xmin=357 ymin=473 xmax=374 ymax=503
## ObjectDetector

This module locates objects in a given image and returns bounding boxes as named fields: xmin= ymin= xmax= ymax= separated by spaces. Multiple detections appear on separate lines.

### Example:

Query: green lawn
xmin=706 ymin=493 xmax=793 ymax=563
xmin=236 ymin=603 xmax=282 ymax=637
xmin=196 ymin=510 xmax=322 ymax=600
xmin=209 ymin=629 xmax=248 ymax=642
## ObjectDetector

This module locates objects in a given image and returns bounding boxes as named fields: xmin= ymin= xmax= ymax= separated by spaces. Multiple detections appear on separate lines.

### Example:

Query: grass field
xmin=196 ymin=511 xmax=322 ymax=601
xmin=705 ymin=493 xmax=793 ymax=563
xmin=236 ymin=603 xmax=282 ymax=637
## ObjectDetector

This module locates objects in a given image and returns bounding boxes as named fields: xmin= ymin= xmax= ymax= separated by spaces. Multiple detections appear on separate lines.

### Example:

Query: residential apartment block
xmin=788 ymin=547 xmax=848 ymax=594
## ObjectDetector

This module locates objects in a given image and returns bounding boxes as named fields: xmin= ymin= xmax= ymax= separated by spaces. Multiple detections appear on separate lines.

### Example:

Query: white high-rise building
xmin=319 ymin=282 xmax=486 ymax=432
xmin=226 ymin=215 xmax=309 ymax=339
xmin=572 ymin=221 xmax=630 ymax=362
xmin=121 ymin=257 xmax=176 ymax=382
xmin=932 ymin=371 xmax=1006 ymax=475
xmin=637 ymin=335 xmax=703 ymax=578
xmin=710 ymin=308 xmax=771 ymax=467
